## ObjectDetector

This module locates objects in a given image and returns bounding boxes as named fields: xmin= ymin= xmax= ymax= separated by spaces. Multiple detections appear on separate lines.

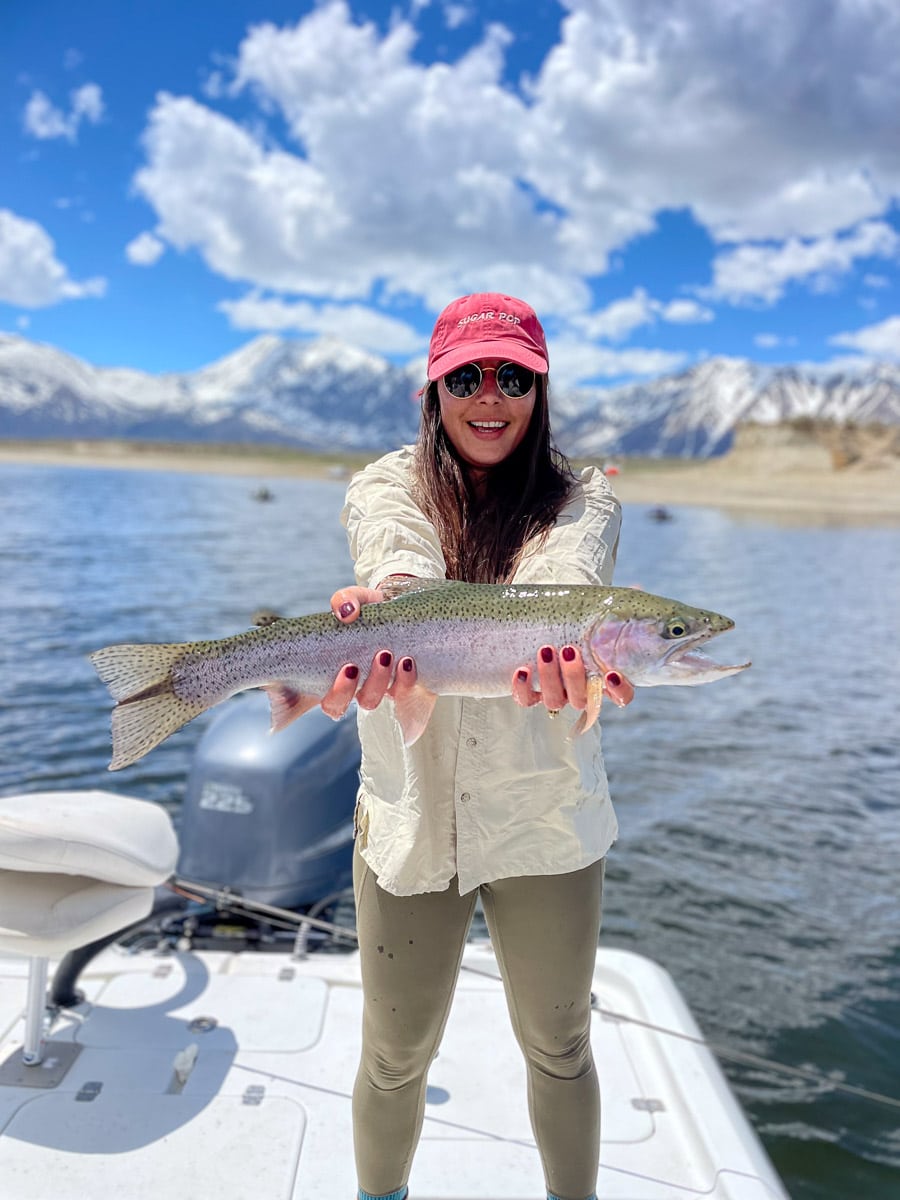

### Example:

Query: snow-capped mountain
xmin=0 ymin=333 xmax=424 ymax=451
xmin=1 ymin=333 xmax=898 ymax=458
xmin=561 ymin=357 xmax=900 ymax=457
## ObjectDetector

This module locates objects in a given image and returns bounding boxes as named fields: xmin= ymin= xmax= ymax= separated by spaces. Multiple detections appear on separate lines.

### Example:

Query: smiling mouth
xmin=468 ymin=421 xmax=508 ymax=430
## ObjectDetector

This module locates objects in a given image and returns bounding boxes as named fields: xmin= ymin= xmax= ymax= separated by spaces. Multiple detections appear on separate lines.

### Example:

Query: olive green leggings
xmin=352 ymin=847 xmax=605 ymax=1200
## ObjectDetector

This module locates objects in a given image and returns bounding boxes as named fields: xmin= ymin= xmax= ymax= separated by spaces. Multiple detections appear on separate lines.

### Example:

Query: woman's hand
xmin=511 ymin=645 xmax=635 ymax=713
xmin=320 ymin=584 xmax=418 ymax=718
xmin=330 ymin=584 xmax=385 ymax=623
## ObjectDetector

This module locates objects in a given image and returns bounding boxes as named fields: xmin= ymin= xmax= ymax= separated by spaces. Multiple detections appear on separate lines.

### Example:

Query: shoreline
xmin=0 ymin=438 xmax=367 ymax=480
xmin=605 ymin=461 xmax=900 ymax=522
xmin=2 ymin=438 xmax=898 ymax=523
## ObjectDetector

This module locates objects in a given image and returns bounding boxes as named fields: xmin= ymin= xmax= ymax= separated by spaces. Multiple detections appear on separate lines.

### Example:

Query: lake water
xmin=1 ymin=462 xmax=898 ymax=1199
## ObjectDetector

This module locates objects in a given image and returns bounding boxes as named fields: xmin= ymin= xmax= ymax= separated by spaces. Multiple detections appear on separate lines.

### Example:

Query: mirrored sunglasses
xmin=442 ymin=361 xmax=536 ymax=399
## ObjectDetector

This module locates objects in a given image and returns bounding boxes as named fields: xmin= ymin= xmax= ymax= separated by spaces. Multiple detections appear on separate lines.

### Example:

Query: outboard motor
xmin=177 ymin=691 xmax=360 ymax=908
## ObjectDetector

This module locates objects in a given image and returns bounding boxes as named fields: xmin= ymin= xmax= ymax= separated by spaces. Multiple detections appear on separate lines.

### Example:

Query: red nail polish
xmin=606 ymin=671 xmax=621 ymax=687
xmin=561 ymin=646 xmax=576 ymax=662
xmin=517 ymin=670 xmax=528 ymax=682
xmin=540 ymin=646 xmax=553 ymax=663
xmin=379 ymin=651 xmax=392 ymax=667
xmin=339 ymin=602 xmax=355 ymax=618
xmin=345 ymin=664 xmax=359 ymax=680
xmin=401 ymin=657 xmax=413 ymax=672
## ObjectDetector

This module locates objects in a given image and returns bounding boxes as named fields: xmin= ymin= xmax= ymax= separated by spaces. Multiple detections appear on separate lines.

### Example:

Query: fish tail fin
xmin=90 ymin=643 xmax=206 ymax=770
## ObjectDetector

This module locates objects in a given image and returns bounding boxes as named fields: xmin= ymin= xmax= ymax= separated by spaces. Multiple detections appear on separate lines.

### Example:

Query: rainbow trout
xmin=90 ymin=580 xmax=750 ymax=770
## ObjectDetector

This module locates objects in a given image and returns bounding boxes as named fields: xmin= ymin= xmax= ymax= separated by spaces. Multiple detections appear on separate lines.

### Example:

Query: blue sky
xmin=2 ymin=0 xmax=899 ymax=388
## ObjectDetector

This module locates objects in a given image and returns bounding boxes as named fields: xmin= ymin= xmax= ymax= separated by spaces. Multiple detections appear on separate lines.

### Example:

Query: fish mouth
xmin=668 ymin=645 xmax=752 ymax=676
xmin=663 ymin=629 xmax=750 ymax=678
xmin=662 ymin=625 xmax=749 ymax=676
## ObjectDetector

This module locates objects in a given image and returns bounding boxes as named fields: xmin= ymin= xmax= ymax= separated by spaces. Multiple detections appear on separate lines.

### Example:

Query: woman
xmin=324 ymin=293 xmax=632 ymax=1200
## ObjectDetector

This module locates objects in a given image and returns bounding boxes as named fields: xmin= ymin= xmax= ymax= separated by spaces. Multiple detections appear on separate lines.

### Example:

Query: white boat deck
xmin=0 ymin=940 xmax=788 ymax=1199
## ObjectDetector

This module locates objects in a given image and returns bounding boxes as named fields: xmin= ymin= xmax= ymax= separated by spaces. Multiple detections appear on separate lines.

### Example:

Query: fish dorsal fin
xmin=391 ymin=682 xmax=438 ymax=745
xmin=379 ymin=576 xmax=459 ymax=601
xmin=263 ymin=683 xmax=321 ymax=732
xmin=252 ymin=608 xmax=285 ymax=627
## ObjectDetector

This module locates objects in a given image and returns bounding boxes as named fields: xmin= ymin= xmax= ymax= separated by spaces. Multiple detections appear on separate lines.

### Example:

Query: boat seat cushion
xmin=0 ymin=791 xmax=178 ymax=887
xmin=0 ymin=872 xmax=154 ymax=957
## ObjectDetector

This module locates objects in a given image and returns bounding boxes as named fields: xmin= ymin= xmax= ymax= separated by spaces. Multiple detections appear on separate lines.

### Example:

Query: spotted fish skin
xmin=90 ymin=581 xmax=749 ymax=770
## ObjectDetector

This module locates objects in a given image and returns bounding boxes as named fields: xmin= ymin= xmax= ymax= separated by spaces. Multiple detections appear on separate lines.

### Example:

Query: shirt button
xmin=460 ymin=792 xmax=470 ymax=804
xmin=466 ymin=737 xmax=477 ymax=748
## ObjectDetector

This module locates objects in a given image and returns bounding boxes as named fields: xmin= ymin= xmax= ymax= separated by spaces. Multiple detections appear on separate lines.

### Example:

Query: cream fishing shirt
xmin=341 ymin=445 xmax=622 ymax=897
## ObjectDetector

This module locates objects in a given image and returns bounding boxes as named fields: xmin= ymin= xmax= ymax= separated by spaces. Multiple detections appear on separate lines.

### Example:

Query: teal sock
xmin=548 ymin=1194 xmax=597 ymax=1200
xmin=358 ymin=1189 xmax=407 ymax=1200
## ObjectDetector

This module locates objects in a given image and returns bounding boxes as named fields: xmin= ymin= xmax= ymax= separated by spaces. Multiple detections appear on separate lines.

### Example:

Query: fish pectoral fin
xmin=391 ymin=683 xmax=438 ymax=746
xmin=568 ymin=674 xmax=604 ymax=739
xmin=262 ymin=683 xmax=321 ymax=732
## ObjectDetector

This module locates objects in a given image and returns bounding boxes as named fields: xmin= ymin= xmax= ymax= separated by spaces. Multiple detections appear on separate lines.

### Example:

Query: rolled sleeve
xmin=341 ymin=447 xmax=447 ymax=588
xmin=515 ymin=466 xmax=621 ymax=586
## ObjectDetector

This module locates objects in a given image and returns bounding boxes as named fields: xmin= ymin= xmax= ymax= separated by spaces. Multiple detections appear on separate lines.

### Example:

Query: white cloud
xmin=444 ymin=3 xmax=475 ymax=29
xmin=706 ymin=172 xmax=887 ymax=244
xmin=863 ymin=273 xmax=890 ymax=289
xmin=576 ymin=290 xmax=657 ymax=341
xmin=661 ymin=299 xmax=714 ymax=324
xmin=574 ymin=289 xmax=715 ymax=340
xmin=548 ymin=335 xmax=687 ymax=389
xmin=23 ymin=83 xmax=104 ymax=142
xmin=0 ymin=209 xmax=106 ymax=307
xmin=754 ymin=333 xmax=797 ymax=349
xmin=709 ymin=222 xmax=899 ymax=305
xmin=218 ymin=293 xmax=424 ymax=353
xmin=528 ymin=0 xmax=900 ymax=244
xmin=830 ymin=314 xmax=900 ymax=360
xmin=201 ymin=70 xmax=227 ymax=100
xmin=135 ymin=12 xmax=571 ymax=306
xmin=135 ymin=93 xmax=357 ymax=294
xmin=73 ymin=83 xmax=103 ymax=122
xmin=796 ymin=353 xmax=887 ymax=376
xmin=125 ymin=231 xmax=166 ymax=266
xmin=128 ymin=0 xmax=900 ymax=377
xmin=23 ymin=93 xmax=71 ymax=141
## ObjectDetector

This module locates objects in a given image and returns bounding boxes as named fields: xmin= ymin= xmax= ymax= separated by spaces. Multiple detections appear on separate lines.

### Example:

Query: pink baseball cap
xmin=426 ymin=293 xmax=549 ymax=380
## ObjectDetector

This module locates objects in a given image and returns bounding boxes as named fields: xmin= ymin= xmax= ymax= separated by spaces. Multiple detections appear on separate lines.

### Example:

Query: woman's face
xmin=437 ymin=357 xmax=538 ymax=473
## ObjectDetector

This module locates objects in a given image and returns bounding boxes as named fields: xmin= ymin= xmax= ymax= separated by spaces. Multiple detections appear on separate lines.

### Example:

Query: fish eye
xmin=663 ymin=616 xmax=689 ymax=639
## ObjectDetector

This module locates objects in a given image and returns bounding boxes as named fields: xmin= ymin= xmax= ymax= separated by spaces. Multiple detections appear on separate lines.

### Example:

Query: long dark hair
xmin=411 ymin=376 xmax=576 ymax=583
